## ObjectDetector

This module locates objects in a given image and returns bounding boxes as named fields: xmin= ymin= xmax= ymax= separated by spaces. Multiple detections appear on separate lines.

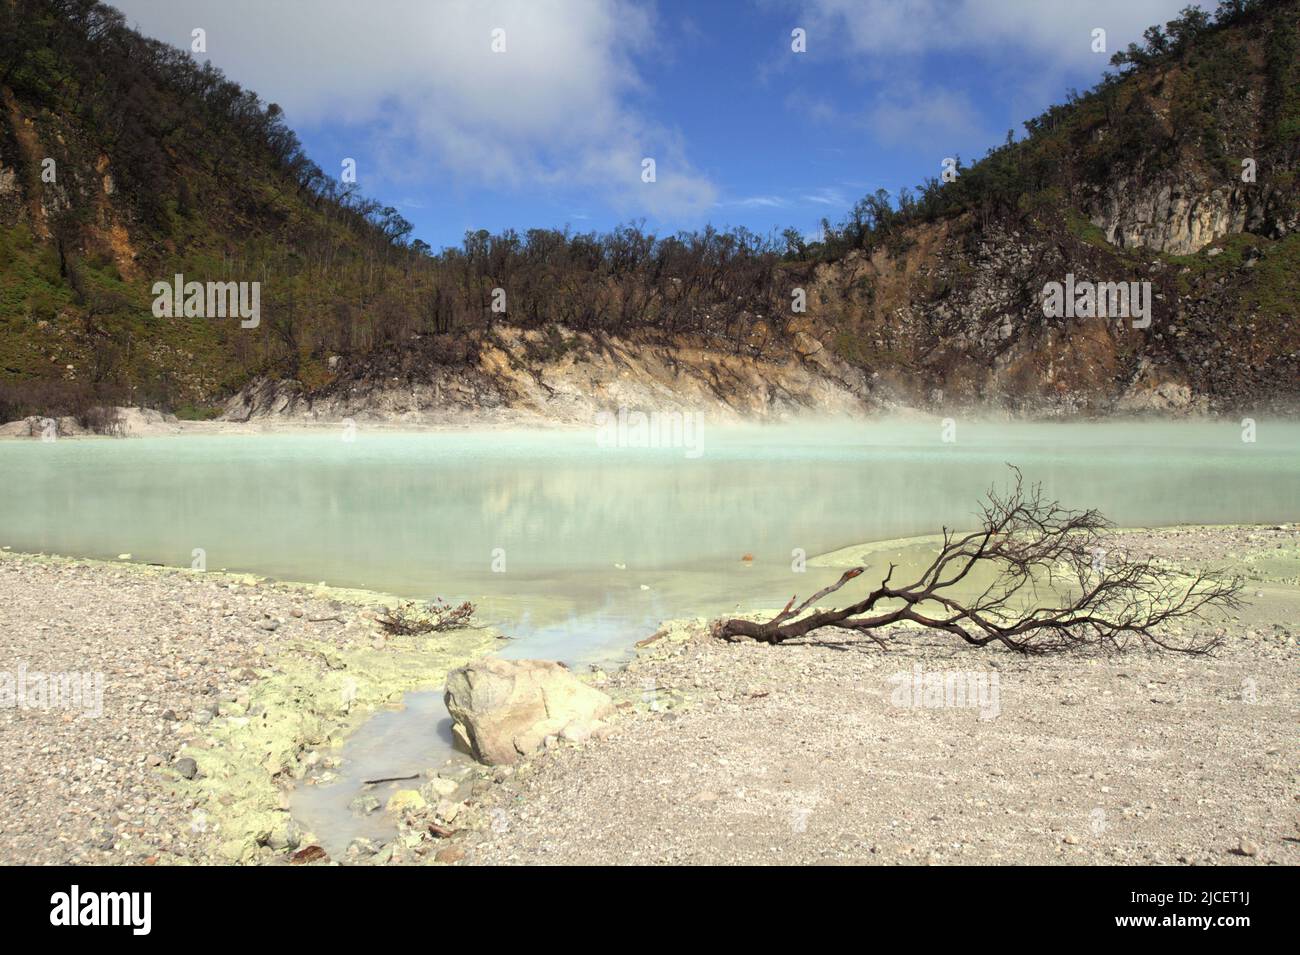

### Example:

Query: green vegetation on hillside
xmin=0 ymin=0 xmax=805 ymax=419
xmin=812 ymin=0 xmax=1299 ymax=260
xmin=0 ymin=0 xmax=1297 ymax=420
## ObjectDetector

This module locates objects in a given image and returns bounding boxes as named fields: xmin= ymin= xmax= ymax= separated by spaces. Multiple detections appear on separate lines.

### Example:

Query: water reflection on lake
xmin=1 ymin=419 xmax=1296 ymax=661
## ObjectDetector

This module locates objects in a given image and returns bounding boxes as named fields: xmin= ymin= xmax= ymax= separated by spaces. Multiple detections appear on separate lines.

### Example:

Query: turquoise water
xmin=8 ymin=419 xmax=1295 ymax=853
xmin=1 ymin=420 xmax=1297 ymax=661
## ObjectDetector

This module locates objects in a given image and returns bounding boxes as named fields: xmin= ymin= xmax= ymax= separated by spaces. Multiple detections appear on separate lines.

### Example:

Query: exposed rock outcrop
xmin=0 ymin=407 xmax=181 ymax=438
xmin=1092 ymin=179 xmax=1250 ymax=254
xmin=223 ymin=325 xmax=881 ymax=425
xmin=5 ymin=1 xmax=1298 ymax=424
xmin=1088 ymin=176 xmax=1294 ymax=255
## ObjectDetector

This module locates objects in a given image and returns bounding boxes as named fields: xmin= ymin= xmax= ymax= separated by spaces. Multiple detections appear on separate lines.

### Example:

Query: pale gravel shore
xmin=1 ymin=525 xmax=1296 ymax=866
xmin=0 ymin=552 xmax=496 ymax=865
xmin=0 ymin=554 xmax=326 ymax=864
xmin=462 ymin=525 xmax=1300 ymax=866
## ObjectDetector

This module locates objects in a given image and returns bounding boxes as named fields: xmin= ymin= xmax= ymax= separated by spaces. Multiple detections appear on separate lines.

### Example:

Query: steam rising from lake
xmin=2 ymin=418 xmax=1295 ymax=660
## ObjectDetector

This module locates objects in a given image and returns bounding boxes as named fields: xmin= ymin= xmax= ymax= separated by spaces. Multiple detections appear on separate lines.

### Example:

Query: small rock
xmin=291 ymin=844 xmax=328 ymax=864
xmin=434 ymin=846 xmax=465 ymax=864
xmin=386 ymin=789 xmax=426 ymax=814
xmin=348 ymin=794 xmax=382 ymax=816
xmin=423 ymin=777 xmax=459 ymax=799
xmin=266 ymin=821 xmax=302 ymax=851
xmin=438 ymin=764 xmax=475 ymax=784
xmin=347 ymin=837 xmax=379 ymax=858
xmin=1235 ymin=837 xmax=1259 ymax=857
xmin=560 ymin=722 xmax=592 ymax=743
xmin=174 ymin=757 xmax=198 ymax=779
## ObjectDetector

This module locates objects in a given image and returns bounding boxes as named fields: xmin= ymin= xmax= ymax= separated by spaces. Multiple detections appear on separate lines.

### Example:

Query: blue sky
xmin=109 ymin=1 xmax=1206 ymax=251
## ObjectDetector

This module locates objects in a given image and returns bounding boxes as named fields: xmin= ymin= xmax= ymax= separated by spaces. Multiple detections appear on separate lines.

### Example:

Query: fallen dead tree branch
xmin=715 ymin=467 xmax=1242 ymax=655
xmin=360 ymin=774 xmax=420 ymax=785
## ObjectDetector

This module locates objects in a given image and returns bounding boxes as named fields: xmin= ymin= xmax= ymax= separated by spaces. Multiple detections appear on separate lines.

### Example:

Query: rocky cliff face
xmin=3 ymin=0 xmax=1298 ymax=426
xmin=225 ymin=0 xmax=1296 ymax=422
xmin=791 ymin=200 xmax=1298 ymax=417
xmin=224 ymin=188 xmax=1299 ymax=422
xmin=1088 ymin=174 xmax=1295 ymax=255
xmin=223 ymin=325 xmax=880 ymax=425
xmin=772 ymin=0 xmax=1300 ymax=418
xmin=1092 ymin=178 xmax=1250 ymax=254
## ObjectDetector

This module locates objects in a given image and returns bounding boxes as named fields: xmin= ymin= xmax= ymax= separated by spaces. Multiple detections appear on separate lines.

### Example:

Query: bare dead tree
xmin=716 ymin=469 xmax=1242 ymax=655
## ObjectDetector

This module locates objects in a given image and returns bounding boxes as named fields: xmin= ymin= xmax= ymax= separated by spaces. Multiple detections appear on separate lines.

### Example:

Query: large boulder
xmin=444 ymin=658 xmax=613 ymax=765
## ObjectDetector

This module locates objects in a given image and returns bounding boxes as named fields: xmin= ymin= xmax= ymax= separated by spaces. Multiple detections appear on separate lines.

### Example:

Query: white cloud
xmin=795 ymin=0 xmax=1208 ymax=67
xmin=800 ymin=187 xmax=847 ymax=206
xmin=867 ymin=85 xmax=987 ymax=150
xmin=778 ymin=1 xmax=1206 ymax=160
xmin=783 ymin=82 xmax=989 ymax=155
xmin=729 ymin=195 xmax=790 ymax=208
xmin=108 ymin=0 xmax=716 ymax=216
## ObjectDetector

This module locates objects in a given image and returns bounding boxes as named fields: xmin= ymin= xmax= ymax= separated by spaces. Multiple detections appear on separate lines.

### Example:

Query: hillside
xmin=0 ymin=0 xmax=438 ymax=422
xmin=1 ymin=0 xmax=1298 ymax=427
xmin=797 ymin=0 xmax=1300 ymax=415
